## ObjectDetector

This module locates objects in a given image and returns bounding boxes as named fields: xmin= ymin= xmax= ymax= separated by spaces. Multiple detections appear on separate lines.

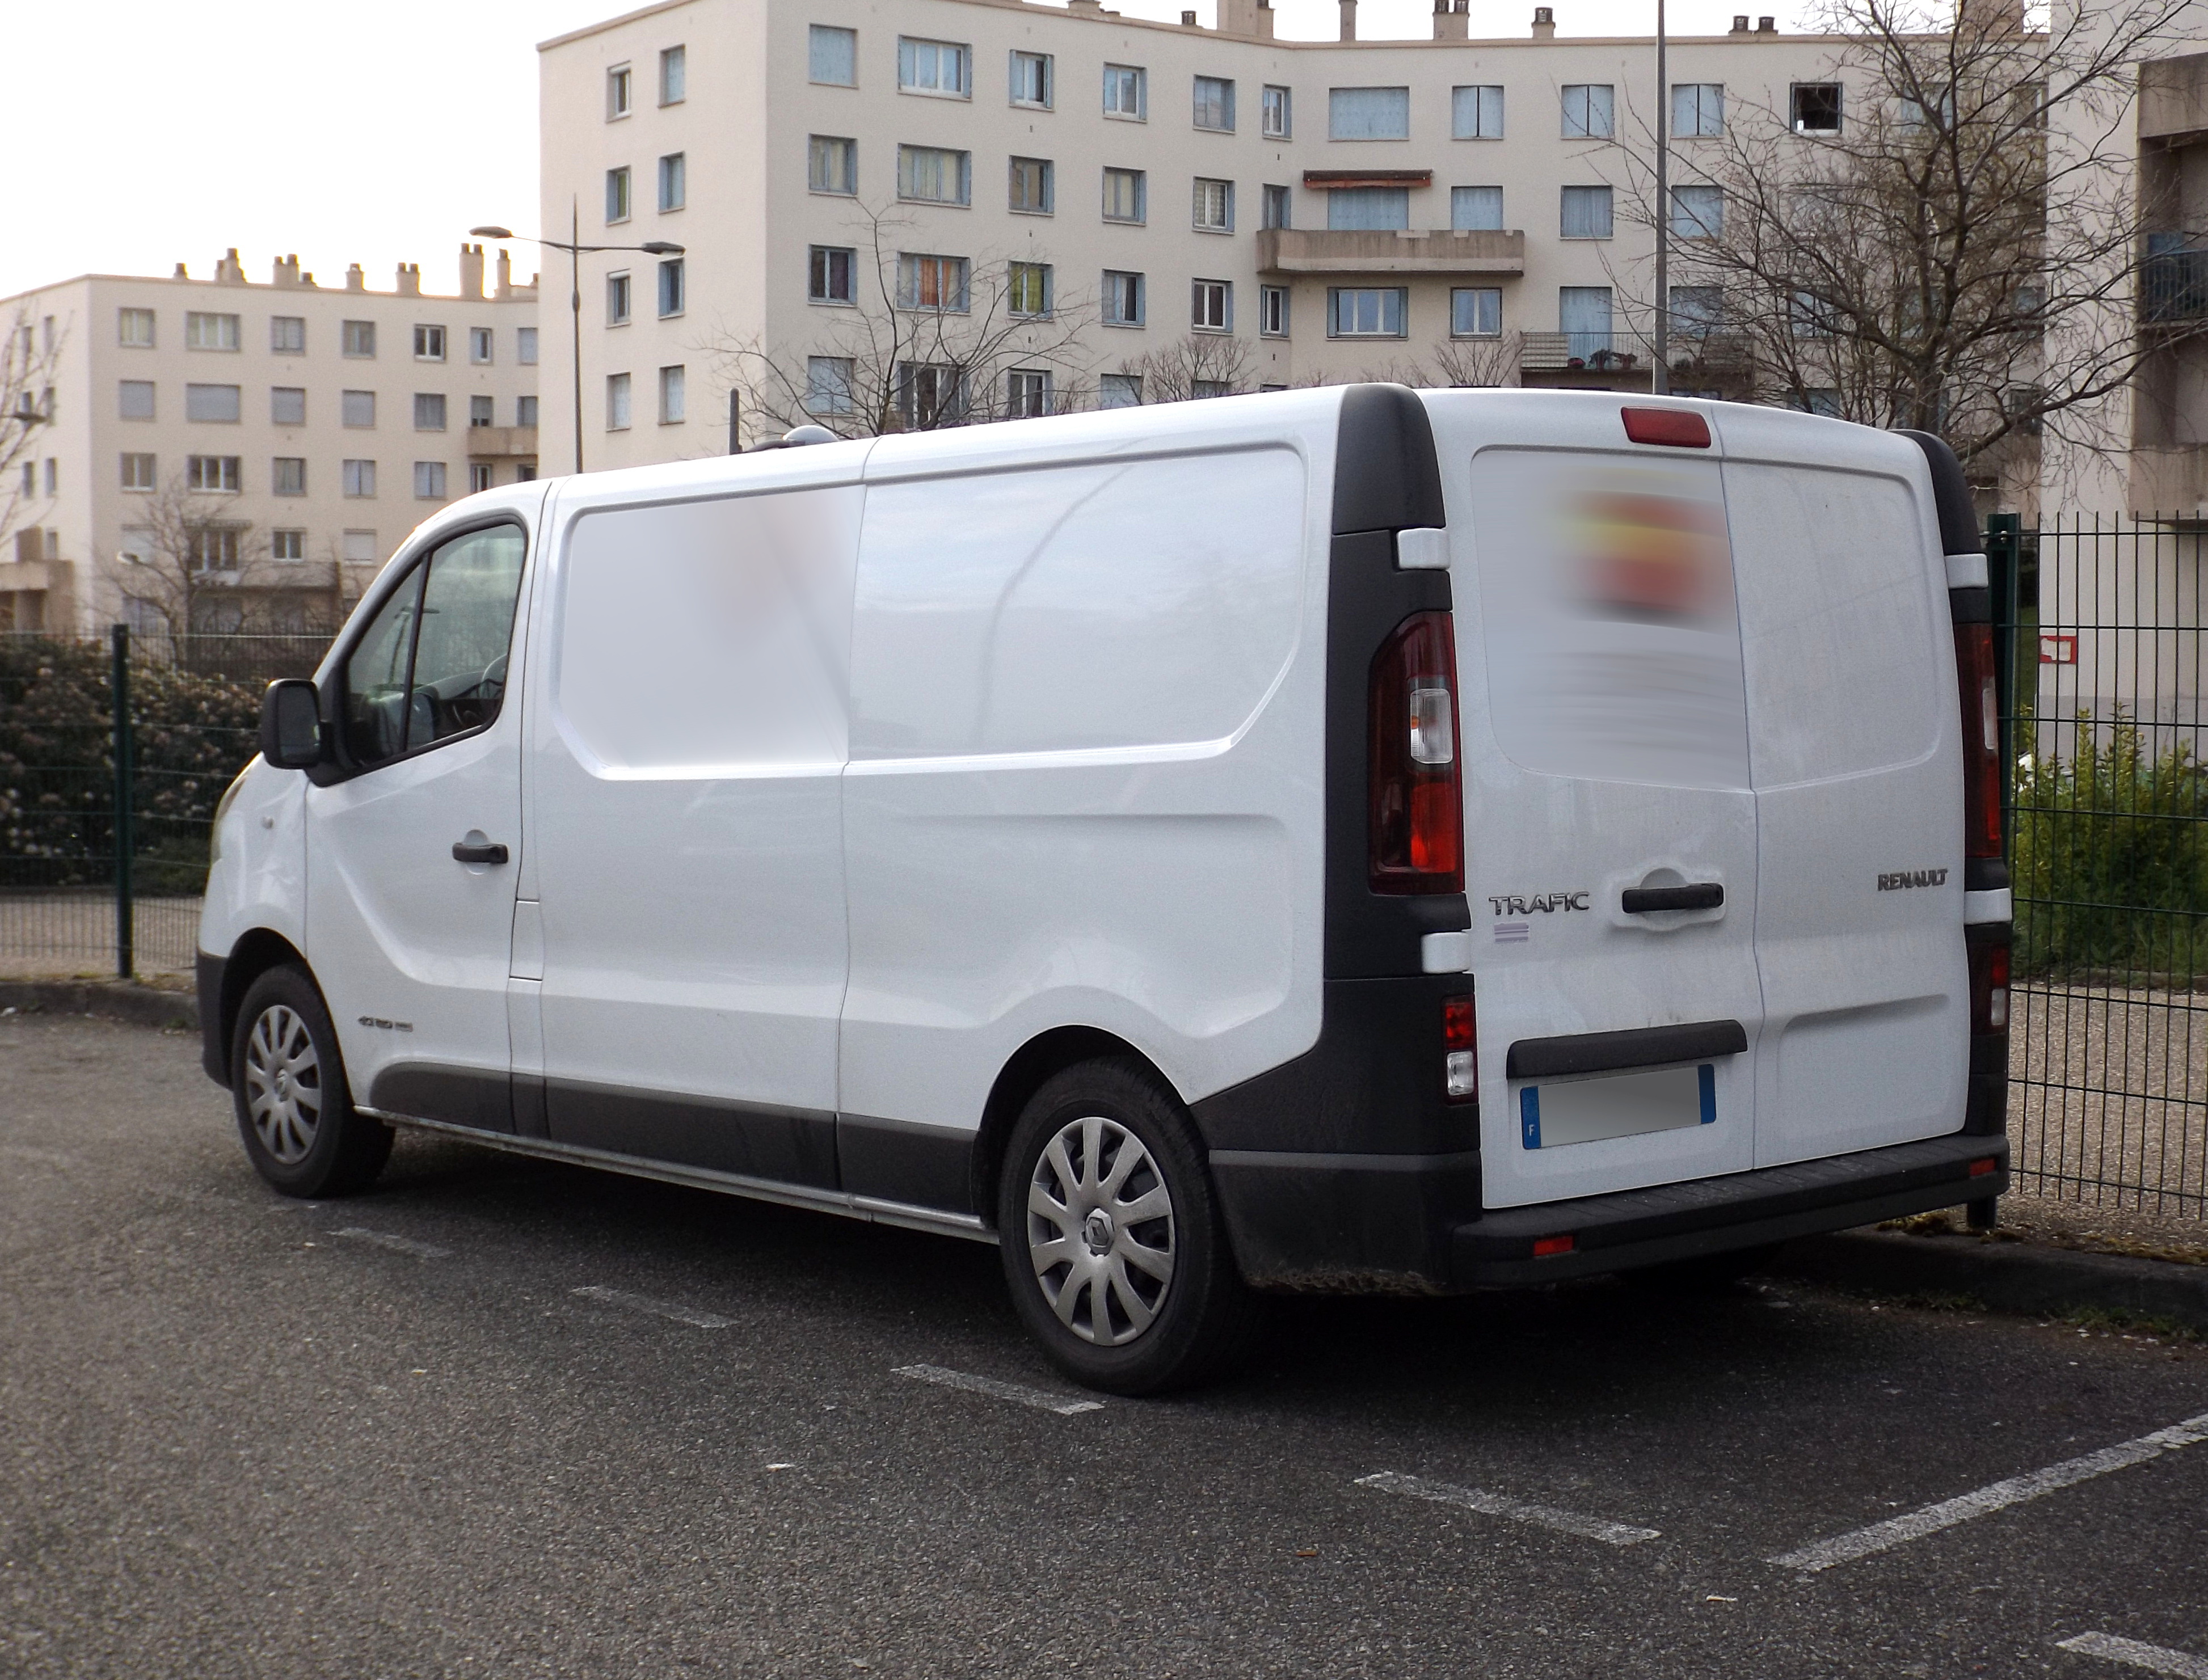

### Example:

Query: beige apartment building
xmin=0 ymin=248 xmax=540 ymax=637
xmin=536 ymin=0 xmax=1863 ymax=466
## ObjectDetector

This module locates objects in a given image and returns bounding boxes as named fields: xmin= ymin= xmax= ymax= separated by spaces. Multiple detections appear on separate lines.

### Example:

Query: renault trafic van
xmin=199 ymin=386 xmax=2012 ymax=1394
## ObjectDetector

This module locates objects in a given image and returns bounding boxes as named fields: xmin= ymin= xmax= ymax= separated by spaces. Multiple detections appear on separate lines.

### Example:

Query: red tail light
xmin=1370 ymin=611 xmax=1464 ymax=893
xmin=1969 ymin=936 xmax=2011 ymax=1035
xmin=1443 ymin=992 xmax=1477 ymax=1102
xmin=1954 ymin=620 xmax=2003 ymax=859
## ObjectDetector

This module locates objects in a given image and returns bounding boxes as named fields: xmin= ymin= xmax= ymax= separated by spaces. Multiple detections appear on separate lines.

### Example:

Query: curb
xmin=0 ymin=980 xmax=199 ymax=1032
xmin=1772 ymin=1227 xmax=2208 ymax=1336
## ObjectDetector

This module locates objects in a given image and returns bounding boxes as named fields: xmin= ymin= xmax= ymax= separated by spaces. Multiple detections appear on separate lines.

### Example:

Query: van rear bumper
xmin=1211 ymin=1132 xmax=2007 ymax=1293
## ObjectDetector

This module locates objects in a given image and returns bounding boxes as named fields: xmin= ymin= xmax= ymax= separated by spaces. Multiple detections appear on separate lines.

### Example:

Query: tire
xmin=996 ymin=1057 xmax=1260 ymax=1396
xmin=230 ymin=964 xmax=391 ymax=1198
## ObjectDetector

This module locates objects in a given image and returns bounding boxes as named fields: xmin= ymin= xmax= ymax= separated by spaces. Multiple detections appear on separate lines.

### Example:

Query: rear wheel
xmin=997 ymin=1057 xmax=1259 ymax=1396
xmin=230 ymin=965 xmax=391 ymax=1198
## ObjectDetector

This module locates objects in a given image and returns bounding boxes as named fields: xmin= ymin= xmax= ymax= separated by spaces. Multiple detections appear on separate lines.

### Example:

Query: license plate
xmin=1519 ymin=1063 xmax=1717 ymax=1149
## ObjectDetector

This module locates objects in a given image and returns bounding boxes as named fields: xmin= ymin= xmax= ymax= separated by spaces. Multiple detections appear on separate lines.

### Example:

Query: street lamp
xmin=470 ymin=213 xmax=685 ymax=475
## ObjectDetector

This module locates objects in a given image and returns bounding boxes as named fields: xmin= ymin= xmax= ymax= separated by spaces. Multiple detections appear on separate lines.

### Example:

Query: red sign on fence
xmin=2040 ymin=633 xmax=2077 ymax=665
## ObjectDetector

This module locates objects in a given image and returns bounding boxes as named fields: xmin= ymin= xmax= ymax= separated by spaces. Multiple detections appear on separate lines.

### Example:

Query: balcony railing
xmin=1255 ymin=227 xmax=1526 ymax=276
xmin=1520 ymin=330 xmax=1640 ymax=370
xmin=2143 ymin=243 xmax=2208 ymax=322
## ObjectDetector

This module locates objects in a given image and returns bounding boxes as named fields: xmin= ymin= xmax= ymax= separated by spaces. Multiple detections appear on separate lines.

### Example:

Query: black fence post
xmin=111 ymin=623 xmax=133 ymax=981
xmin=1984 ymin=512 xmax=2022 ymax=856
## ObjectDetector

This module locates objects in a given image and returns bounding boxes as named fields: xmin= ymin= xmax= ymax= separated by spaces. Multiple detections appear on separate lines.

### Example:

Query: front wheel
xmin=230 ymin=964 xmax=391 ymax=1198
xmin=997 ymin=1058 xmax=1260 ymax=1396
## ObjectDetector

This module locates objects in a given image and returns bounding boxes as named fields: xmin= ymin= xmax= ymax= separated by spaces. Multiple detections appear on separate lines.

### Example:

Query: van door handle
xmin=452 ymin=840 xmax=510 ymax=865
xmin=1621 ymin=883 xmax=1724 ymax=913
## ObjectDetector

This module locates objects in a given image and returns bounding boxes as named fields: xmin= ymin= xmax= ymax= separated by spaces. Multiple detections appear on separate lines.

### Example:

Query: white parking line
xmin=2058 ymin=1632 xmax=2208 ymax=1678
xmin=1769 ymin=1411 xmax=2208 ymax=1573
xmin=1355 ymin=1471 xmax=1662 ymax=1547
xmin=332 ymin=1226 xmax=450 ymax=1259
xmin=570 ymin=1285 xmax=734 ymax=1329
xmin=892 ymin=1364 xmax=1105 ymax=1416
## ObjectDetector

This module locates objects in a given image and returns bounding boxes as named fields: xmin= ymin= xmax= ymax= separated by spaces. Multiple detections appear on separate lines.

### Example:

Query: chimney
xmin=1179 ymin=8 xmax=1196 ymax=22
xmin=1339 ymin=0 xmax=1356 ymax=39
xmin=1756 ymin=13 xmax=1775 ymax=28
xmin=1434 ymin=0 xmax=1468 ymax=40
xmin=459 ymin=243 xmax=486 ymax=299
xmin=272 ymin=252 xmax=301 ymax=287
xmin=173 ymin=263 xmax=189 ymax=280
xmin=214 ymin=247 xmax=246 ymax=285
xmin=495 ymin=248 xmax=514 ymax=301
xmin=1531 ymin=5 xmax=1556 ymax=38
xmin=1217 ymin=0 xmax=1271 ymax=33
xmin=395 ymin=261 xmax=421 ymax=297
xmin=1730 ymin=12 xmax=1750 ymax=29
xmin=1257 ymin=0 xmax=1273 ymax=37
xmin=345 ymin=263 xmax=366 ymax=292
xmin=1068 ymin=0 xmax=1102 ymax=14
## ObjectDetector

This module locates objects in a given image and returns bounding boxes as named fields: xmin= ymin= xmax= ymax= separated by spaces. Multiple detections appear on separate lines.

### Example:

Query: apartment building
xmin=537 ymin=0 xmax=1859 ymax=466
xmin=0 ymin=248 xmax=540 ymax=636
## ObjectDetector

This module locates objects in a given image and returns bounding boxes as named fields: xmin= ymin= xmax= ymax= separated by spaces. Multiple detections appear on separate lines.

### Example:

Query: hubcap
xmin=243 ymin=1003 xmax=323 ymax=1165
xmin=1027 ymin=1115 xmax=1176 ymax=1348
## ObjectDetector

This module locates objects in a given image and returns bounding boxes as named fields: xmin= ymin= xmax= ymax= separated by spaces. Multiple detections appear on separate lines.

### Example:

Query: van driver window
xmin=341 ymin=524 xmax=526 ymax=768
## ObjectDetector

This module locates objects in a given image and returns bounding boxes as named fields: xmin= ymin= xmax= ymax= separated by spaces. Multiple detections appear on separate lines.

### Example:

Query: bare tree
xmin=107 ymin=473 xmax=279 ymax=659
xmin=1410 ymin=333 xmax=1525 ymax=389
xmin=1110 ymin=334 xmax=1255 ymax=404
xmin=1609 ymin=0 xmax=2204 ymax=476
xmin=708 ymin=200 xmax=1098 ymax=441
xmin=0 ymin=304 xmax=66 ymax=554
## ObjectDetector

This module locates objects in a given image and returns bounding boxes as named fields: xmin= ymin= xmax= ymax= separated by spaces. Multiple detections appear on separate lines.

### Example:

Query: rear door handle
xmin=452 ymin=840 xmax=510 ymax=865
xmin=1621 ymin=883 xmax=1724 ymax=913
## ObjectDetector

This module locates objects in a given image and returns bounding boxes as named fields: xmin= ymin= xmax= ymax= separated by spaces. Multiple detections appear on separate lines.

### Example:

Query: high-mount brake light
xmin=1954 ymin=620 xmax=2003 ymax=859
xmin=1442 ymin=993 xmax=1477 ymax=1102
xmin=1369 ymin=611 xmax=1465 ymax=893
xmin=1620 ymin=406 xmax=1712 ymax=449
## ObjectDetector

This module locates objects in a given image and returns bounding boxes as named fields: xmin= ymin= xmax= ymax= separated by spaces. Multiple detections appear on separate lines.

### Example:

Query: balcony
xmin=466 ymin=425 xmax=540 ymax=460
xmin=1255 ymin=227 xmax=1525 ymax=278
xmin=1520 ymin=331 xmax=1642 ymax=372
xmin=2143 ymin=242 xmax=2208 ymax=323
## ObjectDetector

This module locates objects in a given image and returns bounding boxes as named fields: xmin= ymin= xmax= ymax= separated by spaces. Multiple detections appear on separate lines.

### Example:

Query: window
xmin=471 ymin=464 xmax=495 ymax=494
xmin=1790 ymin=289 xmax=1838 ymax=337
xmin=607 ymin=166 xmax=632 ymax=222
xmin=119 ymin=380 xmax=155 ymax=420
xmin=810 ymin=136 xmax=857 ymax=195
xmin=659 ymin=258 xmax=685 ymax=317
xmin=1670 ymin=184 xmax=1723 ymax=239
xmin=415 ymin=392 xmax=447 ymax=430
xmin=1009 ymin=156 xmax=1054 ymax=214
xmin=1261 ymin=84 xmax=1291 ymax=138
xmin=343 ymin=459 xmax=377 ymax=497
xmin=1330 ymin=86 xmax=1410 ymax=140
xmin=271 ymin=315 xmax=306 ymax=354
xmin=343 ymin=530 xmax=379 ymax=563
xmin=608 ymin=64 xmax=632 ymax=117
xmin=1102 ymin=167 xmax=1146 ymax=223
xmin=273 ymin=457 xmax=306 ymax=496
xmin=272 ymin=529 xmax=307 ymax=561
xmin=608 ymin=272 xmax=632 ymax=325
xmin=185 ymin=311 xmax=240 ymax=351
xmin=809 ymin=246 xmax=856 ymax=304
xmin=1452 ymin=185 xmax=1504 ymax=231
xmin=186 ymin=383 xmax=242 ymax=423
xmin=810 ymin=25 xmax=857 ymax=85
xmin=470 ymin=327 xmax=493 ymax=365
xmin=1670 ymin=285 xmax=1724 ymax=336
xmin=1006 ymin=368 xmax=1052 ymax=417
xmin=1451 ymin=287 xmax=1501 ymax=337
xmin=659 ymin=364 xmax=685 ymax=423
xmin=1561 ymin=184 xmax=1613 ymax=238
xmin=517 ymin=327 xmax=538 ymax=365
xmin=896 ymin=254 xmax=970 ymax=311
xmin=899 ymin=37 xmax=971 ymax=98
xmin=462 ymin=394 xmax=492 ymax=429
xmin=1099 ymin=373 xmax=1143 ymax=408
xmin=343 ymin=319 xmax=376 ymax=358
xmin=42 ymin=459 xmax=54 ymax=497
xmin=187 ymin=454 xmax=241 ymax=492
xmin=1452 ymin=85 xmax=1504 ymax=138
xmin=414 ymin=324 xmax=446 ymax=361
xmin=1328 ymin=287 xmax=1406 ymax=337
xmin=659 ymin=152 xmax=685 ymax=212
xmin=342 ymin=389 xmax=376 ymax=428
xmin=1103 ymin=269 xmax=1145 ymax=326
xmin=1785 ymin=388 xmax=1843 ymax=417
xmin=517 ymin=395 xmax=539 ymax=428
xmin=1561 ymin=83 xmax=1615 ymax=138
xmin=119 ymin=307 xmax=155 ymax=348
xmin=1103 ymin=64 xmax=1146 ymax=119
xmin=1194 ymin=75 xmax=1234 ymax=132
xmin=806 ymin=356 xmax=855 ymax=415
xmin=1899 ymin=87 xmax=1957 ymax=129
xmin=1259 ymin=285 xmax=1289 ymax=337
xmin=272 ymin=386 xmax=305 ymax=425
xmin=898 ymin=145 xmax=971 ymax=205
xmin=607 ymin=373 xmax=632 ymax=429
xmin=1262 ymin=183 xmax=1291 ymax=229
xmin=1010 ymin=50 xmax=1052 ymax=107
xmin=1328 ymin=187 xmax=1406 ymax=230
xmin=1008 ymin=261 xmax=1053 ymax=318
xmin=187 ymin=526 xmax=242 ymax=572
xmin=660 ymin=44 xmax=686 ymax=104
xmin=895 ymin=362 xmax=965 ymax=428
xmin=1673 ymin=82 xmax=1723 ymax=136
xmin=120 ymin=453 xmax=157 ymax=491
xmin=1193 ymin=178 xmax=1234 ymax=232
xmin=1191 ymin=379 xmax=1229 ymax=400
xmin=1193 ymin=278 xmax=1232 ymax=332
xmin=1792 ymin=83 xmax=1842 ymax=134
xmin=340 ymin=523 xmax=526 ymax=768
xmin=1559 ymin=285 xmax=1613 ymax=359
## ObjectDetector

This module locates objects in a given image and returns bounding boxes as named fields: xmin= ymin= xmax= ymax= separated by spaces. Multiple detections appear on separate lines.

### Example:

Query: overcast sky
xmin=10 ymin=0 xmax=1804 ymax=304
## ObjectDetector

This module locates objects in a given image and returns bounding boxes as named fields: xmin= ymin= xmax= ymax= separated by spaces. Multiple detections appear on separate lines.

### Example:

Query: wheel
xmin=997 ymin=1057 xmax=1260 ymax=1396
xmin=230 ymin=965 xmax=391 ymax=1198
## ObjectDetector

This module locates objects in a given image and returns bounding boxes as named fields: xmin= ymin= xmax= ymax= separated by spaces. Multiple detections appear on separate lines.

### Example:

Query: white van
xmin=198 ymin=386 xmax=2012 ymax=1393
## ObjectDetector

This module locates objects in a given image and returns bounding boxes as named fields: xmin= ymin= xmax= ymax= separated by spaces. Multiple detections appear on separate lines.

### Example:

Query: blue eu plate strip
xmin=1697 ymin=1063 xmax=1716 ymax=1124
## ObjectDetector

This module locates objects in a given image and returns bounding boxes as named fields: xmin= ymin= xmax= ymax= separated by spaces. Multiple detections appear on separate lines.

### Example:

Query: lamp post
xmin=469 ymin=215 xmax=685 ymax=475
xmin=1652 ymin=0 xmax=1671 ymax=395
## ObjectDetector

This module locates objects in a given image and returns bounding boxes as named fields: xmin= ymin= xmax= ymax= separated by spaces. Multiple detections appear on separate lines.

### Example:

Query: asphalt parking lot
xmin=3 ymin=1013 xmax=2205 ymax=1679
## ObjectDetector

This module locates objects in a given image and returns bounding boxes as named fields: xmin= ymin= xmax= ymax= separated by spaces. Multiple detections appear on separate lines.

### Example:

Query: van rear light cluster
xmin=1370 ymin=611 xmax=1464 ymax=893
xmin=1954 ymin=620 xmax=2003 ymax=860
xmin=1443 ymin=992 xmax=1477 ymax=1101
xmin=1970 ymin=936 xmax=2011 ymax=1035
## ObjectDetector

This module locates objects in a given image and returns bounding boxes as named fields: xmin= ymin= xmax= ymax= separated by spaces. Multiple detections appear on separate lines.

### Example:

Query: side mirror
xmin=259 ymin=679 xmax=324 ymax=769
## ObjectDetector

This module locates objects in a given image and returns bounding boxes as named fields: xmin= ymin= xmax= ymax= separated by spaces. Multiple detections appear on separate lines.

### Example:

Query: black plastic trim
xmin=370 ymin=1064 xmax=515 ymax=1134
xmin=1331 ymin=385 xmax=1446 ymax=535
xmin=543 ymin=1078 xmax=839 ymax=1189
xmin=1964 ymin=856 xmax=2012 ymax=893
xmin=838 ymin=1113 xmax=976 ymax=1215
xmin=1210 ymin=1149 xmax=1482 ymax=1291
xmin=197 ymin=951 xmax=226 ymax=1084
xmin=1899 ymin=430 xmax=1984 ymax=558
xmin=1948 ymin=584 xmax=1991 ymax=625
xmin=1506 ymin=1019 xmax=1748 ymax=1080
xmin=1621 ymin=883 xmax=1724 ymax=914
